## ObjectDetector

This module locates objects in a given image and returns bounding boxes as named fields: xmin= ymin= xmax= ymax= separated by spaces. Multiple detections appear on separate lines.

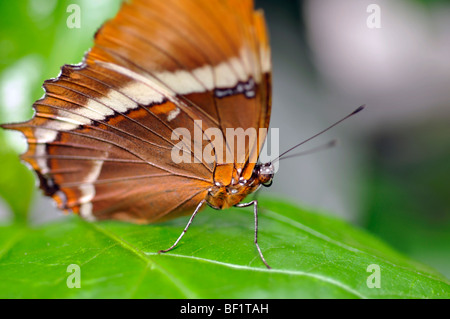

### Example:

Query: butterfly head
xmin=256 ymin=162 xmax=274 ymax=187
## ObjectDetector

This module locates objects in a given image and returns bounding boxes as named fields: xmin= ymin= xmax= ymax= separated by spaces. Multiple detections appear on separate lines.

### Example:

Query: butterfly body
xmin=206 ymin=162 xmax=274 ymax=210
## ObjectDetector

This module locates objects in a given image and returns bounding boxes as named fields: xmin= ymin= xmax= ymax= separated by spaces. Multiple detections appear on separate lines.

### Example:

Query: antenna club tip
xmin=352 ymin=104 xmax=366 ymax=115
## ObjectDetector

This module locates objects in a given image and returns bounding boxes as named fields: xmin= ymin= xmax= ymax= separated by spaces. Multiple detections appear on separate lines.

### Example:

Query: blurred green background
xmin=0 ymin=0 xmax=449 ymax=280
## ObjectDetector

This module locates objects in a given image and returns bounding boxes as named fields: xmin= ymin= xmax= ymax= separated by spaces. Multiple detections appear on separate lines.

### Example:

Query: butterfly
xmin=1 ymin=0 xmax=363 ymax=269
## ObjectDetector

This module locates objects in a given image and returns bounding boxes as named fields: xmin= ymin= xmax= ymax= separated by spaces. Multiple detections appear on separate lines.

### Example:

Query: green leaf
xmin=0 ymin=198 xmax=448 ymax=298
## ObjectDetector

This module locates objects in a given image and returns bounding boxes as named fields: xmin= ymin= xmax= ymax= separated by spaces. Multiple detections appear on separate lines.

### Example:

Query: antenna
xmin=272 ymin=105 xmax=365 ymax=163
xmin=278 ymin=139 xmax=338 ymax=162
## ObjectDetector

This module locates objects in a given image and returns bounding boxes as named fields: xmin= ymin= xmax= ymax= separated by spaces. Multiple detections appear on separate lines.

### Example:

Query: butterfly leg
xmin=158 ymin=199 xmax=206 ymax=254
xmin=235 ymin=200 xmax=272 ymax=269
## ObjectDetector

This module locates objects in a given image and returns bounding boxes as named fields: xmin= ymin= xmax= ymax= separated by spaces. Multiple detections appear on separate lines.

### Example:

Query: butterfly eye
xmin=262 ymin=179 xmax=273 ymax=188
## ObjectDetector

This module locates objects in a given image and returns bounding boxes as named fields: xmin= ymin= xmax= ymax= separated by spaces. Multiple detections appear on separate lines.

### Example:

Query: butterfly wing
xmin=2 ymin=0 xmax=271 ymax=223
xmin=90 ymin=0 xmax=272 ymax=183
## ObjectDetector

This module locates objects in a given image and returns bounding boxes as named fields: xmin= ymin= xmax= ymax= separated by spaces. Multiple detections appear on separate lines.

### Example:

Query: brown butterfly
xmin=1 ymin=0 xmax=363 ymax=268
